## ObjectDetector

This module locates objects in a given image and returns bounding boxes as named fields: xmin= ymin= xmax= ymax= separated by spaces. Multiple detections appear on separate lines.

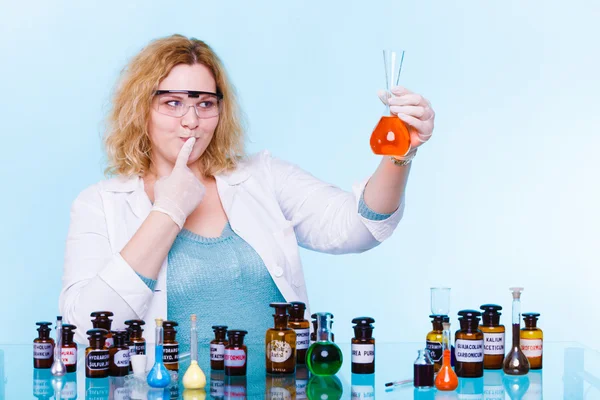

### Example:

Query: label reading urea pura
xmin=351 ymin=344 xmax=375 ymax=364
xmin=129 ymin=342 xmax=145 ymax=355
xmin=224 ymin=349 xmax=246 ymax=367
xmin=113 ymin=349 xmax=130 ymax=367
xmin=295 ymin=328 xmax=310 ymax=350
xmin=163 ymin=344 xmax=179 ymax=364
xmin=268 ymin=340 xmax=293 ymax=363
xmin=33 ymin=343 xmax=53 ymax=359
xmin=211 ymin=344 xmax=225 ymax=361
xmin=483 ymin=332 xmax=505 ymax=355
xmin=455 ymin=339 xmax=484 ymax=362
xmin=521 ymin=339 xmax=543 ymax=357
xmin=61 ymin=347 xmax=77 ymax=365
xmin=426 ymin=340 xmax=443 ymax=362
xmin=86 ymin=350 xmax=110 ymax=370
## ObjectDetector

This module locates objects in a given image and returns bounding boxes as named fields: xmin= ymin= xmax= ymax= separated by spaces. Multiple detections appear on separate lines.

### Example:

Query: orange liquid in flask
xmin=370 ymin=116 xmax=411 ymax=156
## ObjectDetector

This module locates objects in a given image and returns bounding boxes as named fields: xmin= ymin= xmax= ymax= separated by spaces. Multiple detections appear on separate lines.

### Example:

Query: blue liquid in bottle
xmin=147 ymin=319 xmax=171 ymax=388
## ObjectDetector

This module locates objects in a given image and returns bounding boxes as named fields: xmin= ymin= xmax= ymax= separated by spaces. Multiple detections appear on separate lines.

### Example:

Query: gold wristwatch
xmin=389 ymin=149 xmax=417 ymax=166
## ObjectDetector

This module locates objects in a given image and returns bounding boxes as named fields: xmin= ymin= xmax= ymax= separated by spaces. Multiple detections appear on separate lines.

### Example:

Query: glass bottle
xmin=210 ymin=325 xmax=228 ymax=370
xmin=479 ymin=304 xmax=505 ymax=369
xmin=224 ymin=330 xmax=248 ymax=376
xmin=33 ymin=322 xmax=54 ymax=369
xmin=91 ymin=311 xmax=114 ymax=348
xmin=370 ymin=49 xmax=411 ymax=157
xmin=147 ymin=318 xmax=172 ymax=388
xmin=183 ymin=314 xmax=206 ymax=389
xmin=413 ymin=349 xmax=434 ymax=388
xmin=85 ymin=328 xmax=109 ymax=378
xmin=266 ymin=302 xmax=296 ymax=374
xmin=311 ymin=313 xmax=335 ymax=343
xmin=455 ymin=310 xmax=484 ymax=378
xmin=503 ymin=287 xmax=530 ymax=375
xmin=125 ymin=319 xmax=146 ymax=356
xmin=61 ymin=324 xmax=77 ymax=373
xmin=287 ymin=302 xmax=310 ymax=365
xmin=163 ymin=320 xmax=179 ymax=371
xmin=51 ymin=316 xmax=67 ymax=376
xmin=425 ymin=314 xmax=446 ymax=372
xmin=434 ymin=322 xmax=458 ymax=391
xmin=306 ymin=312 xmax=342 ymax=376
xmin=109 ymin=330 xmax=130 ymax=377
xmin=351 ymin=316 xmax=375 ymax=374
xmin=521 ymin=312 xmax=543 ymax=370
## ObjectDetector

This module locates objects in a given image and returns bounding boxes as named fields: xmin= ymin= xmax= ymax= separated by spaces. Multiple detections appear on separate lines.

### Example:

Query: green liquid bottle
xmin=306 ymin=312 xmax=342 ymax=376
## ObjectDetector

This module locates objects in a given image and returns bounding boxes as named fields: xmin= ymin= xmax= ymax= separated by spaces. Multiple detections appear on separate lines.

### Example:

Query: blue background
xmin=0 ymin=0 xmax=598 ymax=348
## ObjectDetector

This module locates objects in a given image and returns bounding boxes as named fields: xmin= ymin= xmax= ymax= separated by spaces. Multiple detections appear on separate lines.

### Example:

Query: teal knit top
xmin=136 ymin=194 xmax=391 ymax=353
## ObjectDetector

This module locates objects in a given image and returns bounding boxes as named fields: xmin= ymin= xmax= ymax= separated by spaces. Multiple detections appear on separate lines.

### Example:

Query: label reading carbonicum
xmin=455 ymin=339 xmax=484 ymax=362
xmin=113 ymin=349 xmax=130 ymax=367
xmin=224 ymin=349 xmax=246 ymax=367
xmin=426 ymin=340 xmax=443 ymax=362
xmin=33 ymin=343 xmax=53 ymax=359
xmin=163 ymin=344 xmax=179 ymax=364
xmin=295 ymin=328 xmax=310 ymax=350
xmin=351 ymin=344 xmax=375 ymax=364
xmin=483 ymin=332 xmax=505 ymax=355
xmin=61 ymin=347 xmax=77 ymax=365
xmin=268 ymin=340 xmax=293 ymax=363
xmin=86 ymin=350 xmax=110 ymax=370
xmin=521 ymin=339 xmax=543 ymax=357
xmin=211 ymin=344 xmax=225 ymax=361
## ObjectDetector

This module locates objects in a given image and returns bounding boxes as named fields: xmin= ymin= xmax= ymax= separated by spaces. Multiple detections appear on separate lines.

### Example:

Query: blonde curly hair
xmin=104 ymin=34 xmax=246 ymax=177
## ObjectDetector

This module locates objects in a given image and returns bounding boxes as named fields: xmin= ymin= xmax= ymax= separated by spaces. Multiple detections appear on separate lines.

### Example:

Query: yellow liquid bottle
xmin=521 ymin=313 xmax=543 ymax=370
xmin=425 ymin=315 xmax=446 ymax=373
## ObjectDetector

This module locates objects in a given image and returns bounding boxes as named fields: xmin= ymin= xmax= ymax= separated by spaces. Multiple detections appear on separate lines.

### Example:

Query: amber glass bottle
xmin=351 ymin=316 xmax=375 ymax=374
xmin=163 ymin=320 xmax=179 ymax=371
xmin=86 ymin=328 xmax=109 ymax=378
xmin=91 ymin=311 xmax=114 ymax=348
xmin=288 ymin=302 xmax=310 ymax=365
xmin=521 ymin=313 xmax=543 ymax=370
xmin=211 ymin=325 xmax=229 ymax=370
xmin=61 ymin=324 xmax=78 ymax=373
xmin=109 ymin=330 xmax=130 ymax=377
xmin=426 ymin=315 xmax=446 ymax=372
xmin=480 ymin=304 xmax=505 ymax=369
xmin=125 ymin=319 xmax=146 ymax=355
xmin=225 ymin=330 xmax=248 ymax=376
xmin=266 ymin=302 xmax=296 ymax=374
xmin=455 ymin=310 xmax=484 ymax=378
xmin=33 ymin=322 xmax=54 ymax=369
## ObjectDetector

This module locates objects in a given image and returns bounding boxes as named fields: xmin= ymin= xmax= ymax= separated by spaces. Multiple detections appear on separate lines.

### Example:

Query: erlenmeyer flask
xmin=370 ymin=49 xmax=411 ymax=157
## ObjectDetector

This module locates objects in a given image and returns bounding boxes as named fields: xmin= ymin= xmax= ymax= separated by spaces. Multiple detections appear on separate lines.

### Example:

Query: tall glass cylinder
xmin=503 ymin=288 xmax=530 ymax=375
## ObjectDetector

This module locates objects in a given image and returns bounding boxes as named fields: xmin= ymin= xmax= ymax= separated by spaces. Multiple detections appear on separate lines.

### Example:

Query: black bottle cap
xmin=36 ymin=321 xmax=52 ymax=329
xmin=429 ymin=314 xmax=448 ymax=322
xmin=111 ymin=330 xmax=128 ymax=347
xmin=458 ymin=310 xmax=482 ymax=319
xmin=212 ymin=325 xmax=228 ymax=332
xmin=270 ymin=302 xmax=291 ymax=317
xmin=288 ymin=302 xmax=306 ymax=319
xmin=352 ymin=316 xmax=375 ymax=340
xmin=480 ymin=304 xmax=502 ymax=325
xmin=91 ymin=311 xmax=114 ymax=330
xmin=226 ymin=330 xmax=248 ymax=345
xmin=522 ymin=313 xmax=540 ymax=327
xmin=35 ymin=321 xmax=52 ymax=338
xmin=163 ymin=321 xmax=179 ymax=330
xmin=56 ymin=316 xmax=63 ymax=321
xmin=62 ymin=324 xmax=77 ymax=343
xmin=125 ymin=319 xmax=145 ymax=331
xmin=91 ymin=311 xmax=114 ymax=318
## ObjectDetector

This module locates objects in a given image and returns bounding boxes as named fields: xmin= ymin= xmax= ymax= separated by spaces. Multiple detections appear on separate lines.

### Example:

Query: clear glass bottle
xmin=434 ymin=322 xmax=458 ymax=391
xmin=224 ymin=330 xmax=248 ymax=376
xmin=266 ymin=302 xmax=296 ymax=374
xmin=306 ymin=312 xmax=342 ymax=376
xmin=351 ymin=316 xmax=375 ymax=374
xmin=109 ymin=330 xmax=130 ymax=377
xmin=521 ymin=312 xmax=543 ymax=370
xmin=163 ymin=320 xmax=179 ymax=371
xmin=183 ymin=314 xmax=206 ymax=390
xmin=479 ymin=304 xmax=505 ymax=369
xmin=455 ymin=310 xmax=484 ymax=378
xmin=33 ymin=322 xmax=54 ymax=369
xmin=413 ymin=349 xmax=434 ymax=388
xmin=425 ymin=314 xmax=446 ymax=372
xmin=288 ymin=302 xmax=310 ymax=365
xmin=147 ymin=318 xmax=171 ymax=388
xmin=61 ymin=324 xmax=77 ymax=373
xmin=503 ymin=287 xmax=530 ymax=375
xmin=85 ymin=328 xmax=109 ymax=378
xmin=90 ymin=311 xmax=114 ymax=348
xmin=51 ymin=316 xmax=67 ymax=376
xmin=210 ymin=325 xmax=229 ymax=370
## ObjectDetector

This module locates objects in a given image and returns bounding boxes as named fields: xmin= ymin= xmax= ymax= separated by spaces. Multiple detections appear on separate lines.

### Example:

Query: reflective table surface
xmin=1 ymin=341 xmax=599 ymax=399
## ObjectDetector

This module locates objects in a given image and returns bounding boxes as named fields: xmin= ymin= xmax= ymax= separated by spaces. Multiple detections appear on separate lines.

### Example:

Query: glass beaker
xmin=430 ymin=287 xmax=451 ymax=316
xmin=370 ymin=49 xmax=411 ymax=157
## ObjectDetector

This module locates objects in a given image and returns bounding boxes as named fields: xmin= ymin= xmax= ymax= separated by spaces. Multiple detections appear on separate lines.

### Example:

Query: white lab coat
xmin=59 ymin=150 xmax=404 ymax=347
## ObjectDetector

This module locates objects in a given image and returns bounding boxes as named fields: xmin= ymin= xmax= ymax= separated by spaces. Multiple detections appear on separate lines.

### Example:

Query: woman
xmin=59 ymin=34 xmax=435 ymax=349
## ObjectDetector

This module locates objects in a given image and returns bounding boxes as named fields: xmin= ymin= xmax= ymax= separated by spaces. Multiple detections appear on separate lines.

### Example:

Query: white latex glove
xmin=151 ymin=137 xmax=206 ymax=229
xmin=378 ymin=86 xmax=435 ymax=156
